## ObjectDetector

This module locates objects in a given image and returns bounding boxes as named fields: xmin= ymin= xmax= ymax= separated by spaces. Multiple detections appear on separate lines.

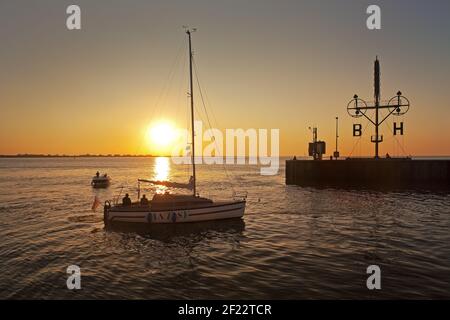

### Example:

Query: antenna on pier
xmin=346 ymin=57 xmax=410 ymax=159
xmin=333 ymin=117 xmax=340 ymax=159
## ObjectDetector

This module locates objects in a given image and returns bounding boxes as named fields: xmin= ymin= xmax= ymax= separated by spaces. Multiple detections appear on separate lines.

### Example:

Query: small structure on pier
xmin=308 ymin=127 xmax=326 ymax=160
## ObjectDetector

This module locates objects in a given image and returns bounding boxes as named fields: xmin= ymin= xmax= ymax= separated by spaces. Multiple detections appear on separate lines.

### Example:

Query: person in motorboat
xmin=140 ymin=194 xmax=149 ymax=206
xmin=96 ymin=171 xmax=100 ymax=178
xmin=122 ymin=193 xmax=132 ymax=206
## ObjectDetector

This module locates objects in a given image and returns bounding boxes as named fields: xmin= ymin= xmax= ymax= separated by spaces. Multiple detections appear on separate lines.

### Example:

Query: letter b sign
xmin=353 ymin=124 xmax=362 ymax=137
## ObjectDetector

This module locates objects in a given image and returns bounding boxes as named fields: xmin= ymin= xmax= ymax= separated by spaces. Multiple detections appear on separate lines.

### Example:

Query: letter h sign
xmin=393 ymin=122 xmax=404 ymax=136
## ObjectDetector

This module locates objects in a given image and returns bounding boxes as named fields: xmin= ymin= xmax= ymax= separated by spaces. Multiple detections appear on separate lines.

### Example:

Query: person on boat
xmin=140 ymin=194 xmax=149 ymax=206
xmin=122 ymin=193 xmax=132 ymax=206
xmin=96 ymin=171 xmax=100 ymax=178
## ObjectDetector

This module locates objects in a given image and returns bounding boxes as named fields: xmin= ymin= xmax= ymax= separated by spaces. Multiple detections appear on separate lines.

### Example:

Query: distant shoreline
xmin=0 ymin=154 xmax=159 ymax=158
xmin=1 ymin=154 xmax=450 ymax=159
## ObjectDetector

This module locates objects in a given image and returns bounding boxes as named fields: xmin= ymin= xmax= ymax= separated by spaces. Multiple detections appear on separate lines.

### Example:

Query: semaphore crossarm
xmin=348 ymin=91 xmax=410 ymax=126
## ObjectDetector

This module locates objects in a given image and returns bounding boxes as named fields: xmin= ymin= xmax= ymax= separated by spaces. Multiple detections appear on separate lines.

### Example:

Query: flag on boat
xmin=91 ymin=196 xmax=101 ymax=212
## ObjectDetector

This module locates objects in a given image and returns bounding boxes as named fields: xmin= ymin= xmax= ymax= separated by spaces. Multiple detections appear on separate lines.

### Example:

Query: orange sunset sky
xmin=1 ymin=0 xmax=450 ymax=157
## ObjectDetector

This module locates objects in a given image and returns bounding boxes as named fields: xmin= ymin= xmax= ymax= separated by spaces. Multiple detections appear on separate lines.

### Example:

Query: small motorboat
xmin=91 ymin=172 xmax=111 ymax=188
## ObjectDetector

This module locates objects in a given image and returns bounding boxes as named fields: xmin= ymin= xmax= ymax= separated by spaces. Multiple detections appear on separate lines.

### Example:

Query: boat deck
xmin=110 ymin=198 xmax=245 ymax=212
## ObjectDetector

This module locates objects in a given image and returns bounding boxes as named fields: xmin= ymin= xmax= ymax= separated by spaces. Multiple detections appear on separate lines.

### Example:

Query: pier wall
xmin=285 ymin=159 xmax=450 ymax=188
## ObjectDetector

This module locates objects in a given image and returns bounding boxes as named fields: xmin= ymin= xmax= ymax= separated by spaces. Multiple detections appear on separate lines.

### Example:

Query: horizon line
xmin=1 ymin=154 xmax=450 ymax=159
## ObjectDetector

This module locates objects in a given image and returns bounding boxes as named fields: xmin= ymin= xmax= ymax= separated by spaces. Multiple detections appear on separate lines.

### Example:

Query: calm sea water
xmin=0 ymin=157 xmax=449 ymax=299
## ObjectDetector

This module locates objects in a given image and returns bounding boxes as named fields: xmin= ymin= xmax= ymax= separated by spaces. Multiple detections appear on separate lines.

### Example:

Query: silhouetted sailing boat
xmin=103 ymin=29 xmax=246 ymax=225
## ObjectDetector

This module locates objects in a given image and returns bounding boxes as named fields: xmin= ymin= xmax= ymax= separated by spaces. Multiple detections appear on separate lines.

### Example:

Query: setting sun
xmin=146 ymin=121 xmax=178 ymax=155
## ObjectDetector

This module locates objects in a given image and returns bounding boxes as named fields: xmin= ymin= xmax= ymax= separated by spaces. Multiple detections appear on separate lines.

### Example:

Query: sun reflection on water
xmin=153 ymin=157 xmax=170 ymax=194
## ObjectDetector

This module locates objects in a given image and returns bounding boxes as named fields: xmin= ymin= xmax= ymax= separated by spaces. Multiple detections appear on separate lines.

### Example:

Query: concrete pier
xmin=286 ymin=158 xmax=450 ymax=188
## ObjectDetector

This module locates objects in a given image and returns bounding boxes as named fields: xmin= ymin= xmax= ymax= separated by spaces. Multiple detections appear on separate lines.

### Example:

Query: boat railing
xmin=112 ymin=185 xmax=124 ymax=205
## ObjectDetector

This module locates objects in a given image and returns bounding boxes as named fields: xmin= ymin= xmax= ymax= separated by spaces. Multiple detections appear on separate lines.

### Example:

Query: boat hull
xmin=92 ymin=182 xmax=110 ymax=188
xmin=91 ymin=177 xmax=110 ymax=188
xmin=104 ymin=200 xmax=246 ymax=224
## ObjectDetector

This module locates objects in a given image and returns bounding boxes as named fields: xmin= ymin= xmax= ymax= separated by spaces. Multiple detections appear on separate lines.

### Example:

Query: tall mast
xmin=186 ymin=29 xmax=197 ymax=196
